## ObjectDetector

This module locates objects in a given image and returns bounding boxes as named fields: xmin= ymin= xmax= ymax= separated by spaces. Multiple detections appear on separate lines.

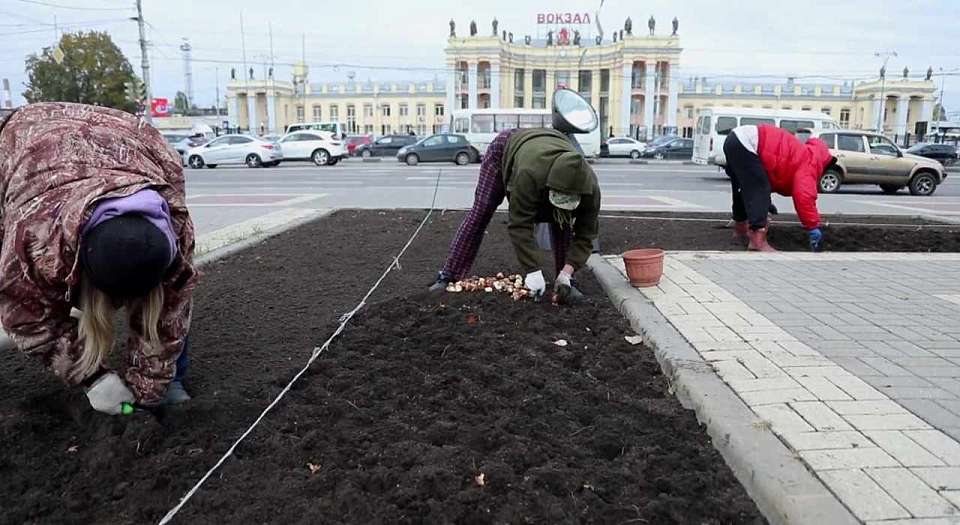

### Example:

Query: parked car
xmin=640 ymin=137 xmax=693 ymax=160
xmin=162 ymin=133 xmax=207 ymax=157
xmin=607 ymin=136 xmax=647 ymax=159
xmin=185 ymin=134 xmax=283 ymax=169
xmin=397 ymin=134 xmax=479 ymax=166
xmin=277 ymin=130 xmax=347 ymax=166
xmin=285 ymin=121 xmax=347 ymax=139
xmin=356 ymin=134 xmax=419 ymax=158
xmin=346 ymin=134 xmax=372 ymax=156
xmin=906 ymin=143 xmax=958 ymax=167
xmin=811 ymin=130 xmax=946 ymax=196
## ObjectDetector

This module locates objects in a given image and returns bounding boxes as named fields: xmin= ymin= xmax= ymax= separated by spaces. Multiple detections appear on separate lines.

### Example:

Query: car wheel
xmin=245 ymin=154 xmax=262 ymax=168
xmin=188 ymin=155 xmax=204 ymax=169
xmin=455 ymin=152 xmax=470 ymax=166
xmin=653 ymin=152 xmax=664 ymax=160
xmin=312 ymin=149 xmax=330 ymax=166
xmin=361 ymin=149 xmax=372 ymax=158
xmin=326 ymin=158 xmax=339 ymax=166
xmin=406 ymin=154 xmax=419 ymax=166
xmin=879 ymin=184 xmax=904 ymax=194
xmin=630 ymin=150 xmax=641 ymax=159
xmin=818 ymin=169 xmax=842 ymax=193
xmin=909 ymin=171 xmax=938 ymax=196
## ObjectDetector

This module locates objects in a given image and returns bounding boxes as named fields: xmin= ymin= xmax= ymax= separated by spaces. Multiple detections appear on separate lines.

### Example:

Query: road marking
xmin=853 ymin=200 xmax=960 ymax=215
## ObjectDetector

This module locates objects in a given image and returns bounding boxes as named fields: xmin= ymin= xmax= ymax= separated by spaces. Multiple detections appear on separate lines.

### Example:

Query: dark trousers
xmin=723 ymin=132 xmax=771 ymax=229
xmin=174 ymin=336 xmax=189 ymax=382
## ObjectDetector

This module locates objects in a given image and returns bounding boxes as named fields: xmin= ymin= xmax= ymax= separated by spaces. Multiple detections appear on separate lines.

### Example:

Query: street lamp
xmin=875 ymin=50 xmax=898 ymax=133
xmin=935 ymin=67 xmax=946 ymax=141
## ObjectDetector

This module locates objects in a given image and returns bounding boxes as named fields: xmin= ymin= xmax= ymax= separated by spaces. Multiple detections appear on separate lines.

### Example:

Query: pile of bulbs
xmin=445 ymin=272 xmax=531 ymax=301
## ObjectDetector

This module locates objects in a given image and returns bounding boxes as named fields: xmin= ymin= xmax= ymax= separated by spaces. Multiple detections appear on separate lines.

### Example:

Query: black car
xmin=640 ymin=137 xmax=694 ymax=160
xmin=397 ymin=134 xmax=479 ymax=166
xmin=907 ymin=143 xmax=957 ymax=166
xmin=356 ymin=134 xmax=419 ymax=158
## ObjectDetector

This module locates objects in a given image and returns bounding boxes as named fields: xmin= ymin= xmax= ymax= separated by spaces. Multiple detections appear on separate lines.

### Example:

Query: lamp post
xmin=935 ymin=67 xmax=946 ymax=141
xmin=874 ymin=50 xmax=897 ymax=133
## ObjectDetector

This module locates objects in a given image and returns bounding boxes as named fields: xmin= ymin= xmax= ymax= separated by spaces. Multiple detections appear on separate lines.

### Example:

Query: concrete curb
xmin=361 ymin=157 xmax=382 ymax=163
xmin=587 ymin=254 xmax=858 ymax=525
xmin=629 ymin=159 xmax=649 ymax=165
xmin=195 ymin=209 xmax=332 ymax=268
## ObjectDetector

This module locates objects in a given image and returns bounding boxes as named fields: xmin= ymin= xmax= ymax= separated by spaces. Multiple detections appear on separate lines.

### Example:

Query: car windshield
xmin=906 ymin=144 xmax=930 ymax=153
xmin=164 ymin=135 xmax=187 ymax=143
xmin=648 ymin=136 xmax=674 ymax=147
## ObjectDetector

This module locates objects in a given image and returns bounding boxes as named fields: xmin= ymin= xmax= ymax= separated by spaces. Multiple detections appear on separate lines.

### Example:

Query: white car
xmin=607 ymin=136 xmax=646 ymax=159
xmin=185 ymin=135 xmax=283 ymax=169
xmin=277 ymin=131 xmax=347 ymax=166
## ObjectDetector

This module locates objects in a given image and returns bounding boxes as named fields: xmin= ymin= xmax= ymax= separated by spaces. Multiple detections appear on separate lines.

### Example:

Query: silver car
xmin=812 ymin=130 xmax=946 ymax=196
xmin=185 ymin=134 xmax=283 ymax=169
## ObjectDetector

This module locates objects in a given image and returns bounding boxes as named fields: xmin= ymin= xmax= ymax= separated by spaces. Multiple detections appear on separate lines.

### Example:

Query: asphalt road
xmin=184 ymin=158 xmax=960 ymax=237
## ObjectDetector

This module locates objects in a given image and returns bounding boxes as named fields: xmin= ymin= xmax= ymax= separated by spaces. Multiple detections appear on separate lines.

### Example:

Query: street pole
xmin=936 ymin=67 xmax=945 ymax=141
xmin=874 ymin=50 xmax=897 ymax=134
xmin=215 ymin=67 xmax=220 ymax=117
xmin=135 ymin=0 xmax=153 ymax=124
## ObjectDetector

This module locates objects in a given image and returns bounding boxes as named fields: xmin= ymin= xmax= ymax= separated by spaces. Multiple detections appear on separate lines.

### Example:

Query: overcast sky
xmin=1 ymin=0 xmax=957 ymax=113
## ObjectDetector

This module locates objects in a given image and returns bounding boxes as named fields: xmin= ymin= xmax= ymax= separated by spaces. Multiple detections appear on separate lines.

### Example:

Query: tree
xmin=174 ymin=91 xmax=189 ymax=113
xmin=24 ymin=31 xmax=137 ymax=113
xmin=933 ymin=103 xmax=948 ymax=121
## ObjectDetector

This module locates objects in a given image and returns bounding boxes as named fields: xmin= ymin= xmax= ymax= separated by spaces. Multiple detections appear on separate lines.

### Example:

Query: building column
xmin=228 ymin=96 xmax=239 ymax=129
xmin=893 ymin=96 xmax=909 ymax=137
xmin=523 ymin=69 xmax=533 ymax=108
xmin=267 ymin=94 xmax=276 ymax=133
xmin=643 ymin=63 xmax=656 ymax=140
xmin=666 ymin=79 xmax=679 ymax=130
xmin=445 ymin=62 xmax=456 ymax=118
xmin=871 ymin=96 xmax=883 ymax=132
xmin=920 ymin=98 xmax=934 ymax=122
xmin=620 ymin=63 xmax=632 ymax=136
xmin=545 ymin=70 xmax=555 ymax=110
xmin=247 ymin=94 xmax=258 ymax=132
xmin=468 ymin=62 xmax=478 ymax=109
xmin=490 ymin=63 xmax=501 ymax=108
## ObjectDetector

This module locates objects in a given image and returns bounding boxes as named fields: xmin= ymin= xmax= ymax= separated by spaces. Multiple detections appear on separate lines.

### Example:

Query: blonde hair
xmin=73 ymin=274 xmax=164 ymax=381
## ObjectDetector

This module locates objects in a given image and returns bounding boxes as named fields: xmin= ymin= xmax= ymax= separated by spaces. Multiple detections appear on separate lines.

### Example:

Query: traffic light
xmin=124 ymin=78 xmax=146 ymax=103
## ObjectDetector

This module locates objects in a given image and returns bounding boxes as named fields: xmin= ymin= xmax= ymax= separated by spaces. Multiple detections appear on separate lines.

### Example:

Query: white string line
xmin=159 ymin=169 xmax=444 ymax=525
xmin=596 ymin=214 xmax=960 ymax=229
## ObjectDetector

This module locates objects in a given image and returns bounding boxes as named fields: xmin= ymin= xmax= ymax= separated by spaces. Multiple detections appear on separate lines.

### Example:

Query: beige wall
xmin=228 ymin=80 xmax=446 ymax=135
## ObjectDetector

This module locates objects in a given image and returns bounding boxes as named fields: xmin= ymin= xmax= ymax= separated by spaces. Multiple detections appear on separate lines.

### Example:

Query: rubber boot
xmin=732 ymin=221 xmax=749 ymax=243
xmin=747 ymin=227 xmax=777 ymax=252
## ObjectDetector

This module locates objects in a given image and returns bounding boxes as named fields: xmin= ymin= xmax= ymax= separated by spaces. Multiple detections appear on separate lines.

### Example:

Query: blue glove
xmin=808 ymin=228 xmax=823 ymax=252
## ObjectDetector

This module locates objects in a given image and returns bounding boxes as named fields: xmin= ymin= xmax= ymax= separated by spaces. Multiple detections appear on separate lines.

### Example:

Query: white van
xmin=285 ymin=121 xmax=347 ymax=139
xmin=450 ymin=109 xmax=601 ymax=158
xmin=692 ymin=108 xmax=839 ymax=165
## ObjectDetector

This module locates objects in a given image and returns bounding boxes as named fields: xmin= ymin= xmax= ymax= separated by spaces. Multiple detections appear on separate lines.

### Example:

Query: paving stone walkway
xmin=607 ymin=252 xmax=960 ymax=524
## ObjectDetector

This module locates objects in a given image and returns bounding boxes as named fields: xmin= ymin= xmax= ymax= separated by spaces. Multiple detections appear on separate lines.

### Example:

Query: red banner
xmin=151 ymin=98 xmax=170 ymax=117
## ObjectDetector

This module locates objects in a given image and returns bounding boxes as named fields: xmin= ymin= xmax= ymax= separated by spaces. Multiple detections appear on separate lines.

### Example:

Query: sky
xmin=1 ymin=0 xmax=958 ymax=113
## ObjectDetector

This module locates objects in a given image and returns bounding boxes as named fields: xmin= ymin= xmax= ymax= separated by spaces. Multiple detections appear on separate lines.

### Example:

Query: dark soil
xmin=0 ymin=210 xmax=772 ymax=524
xmin=596 ymin=211 xmax=960 ymax=253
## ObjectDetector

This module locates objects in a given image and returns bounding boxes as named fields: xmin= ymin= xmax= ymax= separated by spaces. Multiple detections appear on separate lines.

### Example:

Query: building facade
xmin=226 ymin=68 xmax=447 ymax=136
xmin=225 ymin=17 xmax=937 ymax=142
xmin=675 ymin=76 xmax=936 ymax=139
xmin=444 ymin=18 xmax=682 ymax=140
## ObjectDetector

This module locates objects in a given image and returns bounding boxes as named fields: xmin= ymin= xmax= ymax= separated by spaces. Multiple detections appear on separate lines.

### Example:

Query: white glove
xmin=85 ymin=372 xmax=135 ymax=415
xmin=525 ymin=270 xmax=546 ymax=297
xmin=555 ymin=269 xmax=572 ymax=288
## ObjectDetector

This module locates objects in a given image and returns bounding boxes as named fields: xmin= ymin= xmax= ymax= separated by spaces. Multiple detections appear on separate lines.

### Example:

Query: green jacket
xmin=501 ymin=129 xmax=601 ymax=273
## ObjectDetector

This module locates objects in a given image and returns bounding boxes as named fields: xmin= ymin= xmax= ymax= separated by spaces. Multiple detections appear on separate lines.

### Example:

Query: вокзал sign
xmin=536 ymin=12 xmax=591 ymax=24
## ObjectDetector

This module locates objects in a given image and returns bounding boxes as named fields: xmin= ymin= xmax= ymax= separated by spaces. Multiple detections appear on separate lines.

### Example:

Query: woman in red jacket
xmin=723 ymin=124 xmax=835 ymax=251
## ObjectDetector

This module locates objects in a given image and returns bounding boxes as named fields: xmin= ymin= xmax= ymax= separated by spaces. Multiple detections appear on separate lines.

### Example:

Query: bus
xmin=450 ymin=108 xmax=601 ymax=158
xmin=692 ymin=108 xmax=839 ymax=165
